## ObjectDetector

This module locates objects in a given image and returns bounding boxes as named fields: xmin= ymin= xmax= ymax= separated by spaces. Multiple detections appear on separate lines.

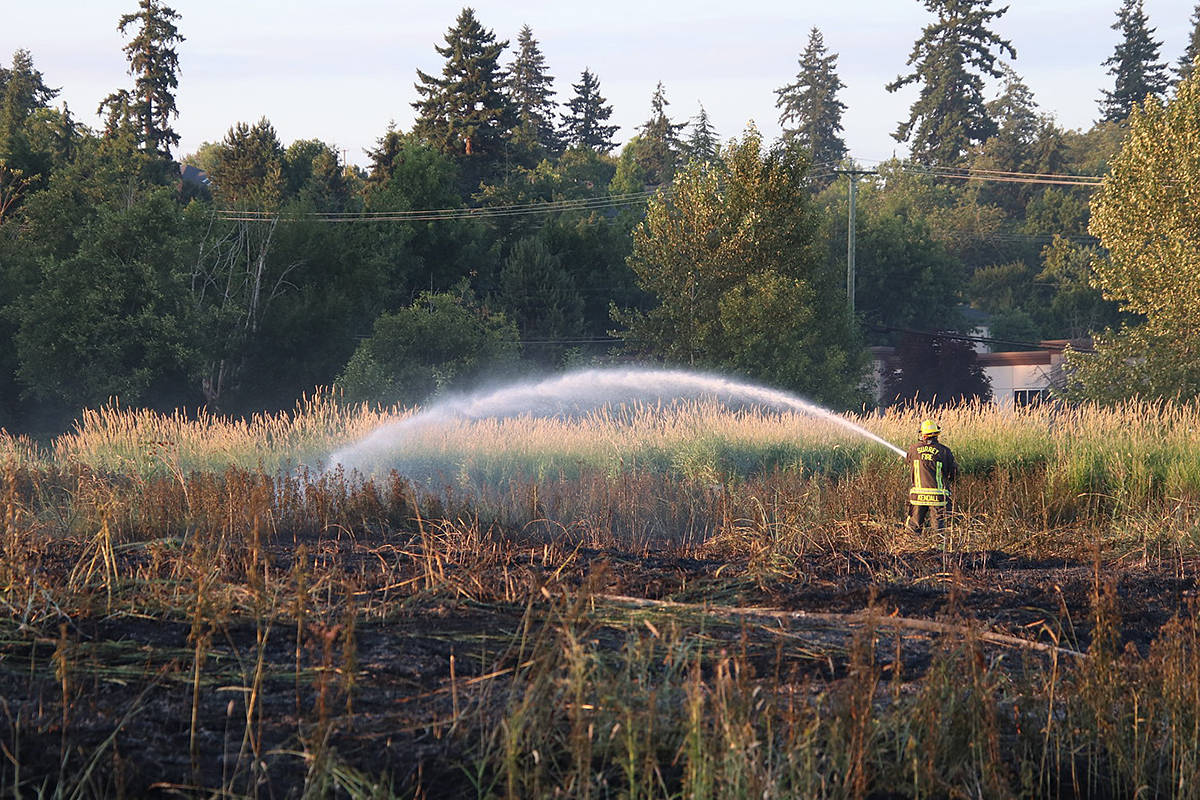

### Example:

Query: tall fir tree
xmin=887 ymin=0 xmax=1015 ymax=166
xmin=1175 ymin=2 xmax=1200 ymax=85
xmin=1099 ymin=0 xmax=1168 ymax=121
xmin=412 ymin=8 xmax=512 ymax=179
xmin=684 ymin=103 xmax=719 ymax=163
xmin=561 ymin=68 xmax=619 ymax=153
xmin=775 ymin=27 xmax=847 ymax=167
xmin=117 ymin=0 xmax=184 ymax=158
xmin=631 ymin=82 xmax=685 ymax=185
xmin=504 ymin=24 xmax=561 ymax=159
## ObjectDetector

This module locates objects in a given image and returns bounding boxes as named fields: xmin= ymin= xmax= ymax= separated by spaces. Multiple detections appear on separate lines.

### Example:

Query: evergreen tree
xmin=629 ymin=82 xmax=685 ymax=185
xmin=208 ymin=118 xmax=285 ymax=208
xmin=887 ymin=0 xmax=1015 ymax=166
xmin=412 ymin=7 xmax=512 ymax=179
xmin=1175 ymin=2 xmax=1200 ymax=85
xmin=775 ymin=27 xmax=847 ymax=167
xmin=505 ymin=24 xmax=561 ymax=159
xmin=561 ymin=68 xmax=619 ymax=153
xmin=0 ymin=50 xmax=57 ymax=150
xmin=1099 ymin=0 xmax=1168 ymax=121
xmin=684 ymin=103 xmax=719 ymax=163
xmin=972 ymin=65 xmax=1052 ymax=213
xmin=0 ymin=49 xmax=59 ymax=212
xmin=117 ymin=0 xmax=184 ymax=157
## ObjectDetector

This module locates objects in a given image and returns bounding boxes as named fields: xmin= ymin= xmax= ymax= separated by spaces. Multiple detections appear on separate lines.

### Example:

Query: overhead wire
xmin=213 ymin=161 xmax=1106 ymax=222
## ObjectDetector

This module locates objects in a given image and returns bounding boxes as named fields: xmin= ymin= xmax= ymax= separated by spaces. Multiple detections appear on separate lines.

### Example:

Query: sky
xmin=6 ymin=0 xmax=1198 ymax=169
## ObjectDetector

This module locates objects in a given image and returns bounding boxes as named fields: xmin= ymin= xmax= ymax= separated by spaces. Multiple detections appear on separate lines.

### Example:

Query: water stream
xmin=327 ymin=367 xmax=904 ymax=477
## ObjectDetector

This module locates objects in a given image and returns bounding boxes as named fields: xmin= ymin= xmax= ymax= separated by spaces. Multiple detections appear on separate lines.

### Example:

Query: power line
xmin=214 ymin=190 xmax=665 ymax=223
xmin=867 ymin=323 xmax=1094 ymax=354
xmin=213 ymin=161 xmax=1106 ymax=224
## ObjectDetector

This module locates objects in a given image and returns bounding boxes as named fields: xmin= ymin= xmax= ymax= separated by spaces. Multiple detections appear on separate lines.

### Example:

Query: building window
xmin=1013 ymin=389 xmax=1051 ymax=407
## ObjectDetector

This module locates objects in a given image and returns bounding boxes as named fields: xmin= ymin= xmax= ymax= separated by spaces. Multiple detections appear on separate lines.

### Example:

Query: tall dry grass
xmin=5 ymin=394 xmax=1200 ymax=796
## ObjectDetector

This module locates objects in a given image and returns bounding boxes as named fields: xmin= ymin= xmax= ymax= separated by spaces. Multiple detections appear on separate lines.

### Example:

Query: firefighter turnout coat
xmin=905 ymin=437 xmax=957 ymax=507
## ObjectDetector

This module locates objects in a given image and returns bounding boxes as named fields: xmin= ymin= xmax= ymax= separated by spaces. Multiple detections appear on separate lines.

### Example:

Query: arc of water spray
xmin=327 ymin=367 xmax=906 ymax=475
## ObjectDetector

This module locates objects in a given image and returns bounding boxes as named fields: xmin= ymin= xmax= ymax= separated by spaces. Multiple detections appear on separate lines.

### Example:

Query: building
xmin=870 ymin=339 xmax=1080 ymax=408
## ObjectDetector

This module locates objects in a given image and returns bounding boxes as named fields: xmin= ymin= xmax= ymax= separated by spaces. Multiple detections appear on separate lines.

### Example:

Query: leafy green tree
xmin=615 ymin=126 xmax=866 ymax=408
xmin=561 ymin=69 xmax=619 ymax=153
xmin=494 ymin=235 xmax=584 ymax=364
xmin=337 ymin=289 xmax=520 ymax=405
xmin=208 ymin=118 xmax=284 ymax=208
xmin=775 ymin=27 xmax=847 ymax=168
xmin=505 ymin=25 xmax=561 ymax=160
xmin=116 ymin=0 xmax=184 ymax=157
xmin=882 ymin=333 xmax=991 ymax=407
xmin=684 ymin=103 xmax=719 ymax=163
xmin=283 ymin=138 xmax=347 ymax=210
xmin=362 ymin=129 xmax=492 ymax=300
xmin=887 ymin=0 xmax=1015 ymax=165
xmin=1099 ymin=0 xmax=1168 ymax=122
xmin=1177 ymin=3 xmax=1200 ymax=85
xmin=1068 ymin=69 xmax=1200 ymax=399
xmin=817 ymin=169 xmax=964 ymax=340
xmin=970 ymin=66 xmax=1068 ymax=214
xmin=13 ymin=187 xmax=196 ymax=412
xmin=1034 ymin=236 xmax=1123 ymax=339
xmin=412 ymin=7 xmax=512 ymax=186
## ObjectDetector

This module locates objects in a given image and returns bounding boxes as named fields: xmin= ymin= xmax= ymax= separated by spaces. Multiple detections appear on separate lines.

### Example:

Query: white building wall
xmin=985 ymin=363 xmax=1055 ymax=407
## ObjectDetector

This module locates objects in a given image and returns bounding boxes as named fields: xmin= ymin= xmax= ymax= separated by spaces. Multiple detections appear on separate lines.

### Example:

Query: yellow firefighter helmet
xmin=920 ymin=419 xmax=941 ymax=437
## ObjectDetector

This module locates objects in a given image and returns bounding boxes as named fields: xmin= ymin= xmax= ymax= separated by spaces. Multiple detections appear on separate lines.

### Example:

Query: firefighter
xmin=905 ymin=419 xmax=957 ymax=534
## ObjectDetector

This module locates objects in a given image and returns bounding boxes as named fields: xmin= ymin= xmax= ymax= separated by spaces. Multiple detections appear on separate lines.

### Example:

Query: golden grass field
xmin=2 ymin=395 xmax=1200 ymax=797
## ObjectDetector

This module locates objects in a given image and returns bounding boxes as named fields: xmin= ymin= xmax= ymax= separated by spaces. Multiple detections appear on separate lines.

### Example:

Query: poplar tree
xmin=505 ymin=25 xmax=561 ymax=159
xmin=117 ymin=0 xmax=184 ymax=157
xmin=1175 ymin=2 xmax=1200 ymax=85
xmin=1070 ymin=68 xmax=1200 ymax=400
xmin=887 ymin=0 xmax=1015 ymax=166
xmin=1099 ymin=0 xmax=1168 ymax=121
xmin=561 ymin=69 xmax=619 ymax=153
xmin=412 ymin=8 xmax=512 ymax=172
xmin=775 ymin=27 xmax=847 ymax=167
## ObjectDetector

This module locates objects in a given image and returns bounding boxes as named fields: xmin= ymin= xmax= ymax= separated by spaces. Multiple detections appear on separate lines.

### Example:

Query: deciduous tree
xmin=882 ymin=332 xmax=991 ymax=407
xmin=337 ymin=289 xmax=520 ymax=405
xmin=1068 ymin=68 xmax=1200 ymax=399
xmin=615 ymin=126 xmax=866 ymax=408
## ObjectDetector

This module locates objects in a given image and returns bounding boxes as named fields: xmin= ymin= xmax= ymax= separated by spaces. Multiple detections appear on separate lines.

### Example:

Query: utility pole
xmin=832 ymin=168 xmax=877 ymax=317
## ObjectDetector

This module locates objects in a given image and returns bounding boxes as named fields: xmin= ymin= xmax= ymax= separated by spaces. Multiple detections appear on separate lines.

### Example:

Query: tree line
xmin=2 ymin=0 xmax=1198 ymax=433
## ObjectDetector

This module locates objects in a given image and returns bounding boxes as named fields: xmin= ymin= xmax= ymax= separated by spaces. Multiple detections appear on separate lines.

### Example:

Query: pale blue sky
xmin=7 ymin=1 xmax=1197 ymax=168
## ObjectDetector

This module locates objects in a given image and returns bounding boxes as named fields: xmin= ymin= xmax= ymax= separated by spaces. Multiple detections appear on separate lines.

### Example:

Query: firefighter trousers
xmin=906 ymin=503 xmax=947 ymax=533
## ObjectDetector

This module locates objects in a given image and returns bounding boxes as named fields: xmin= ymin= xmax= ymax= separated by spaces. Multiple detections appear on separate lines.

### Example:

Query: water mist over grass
xmin=325 ymin=367 xmax=906 ymax=482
